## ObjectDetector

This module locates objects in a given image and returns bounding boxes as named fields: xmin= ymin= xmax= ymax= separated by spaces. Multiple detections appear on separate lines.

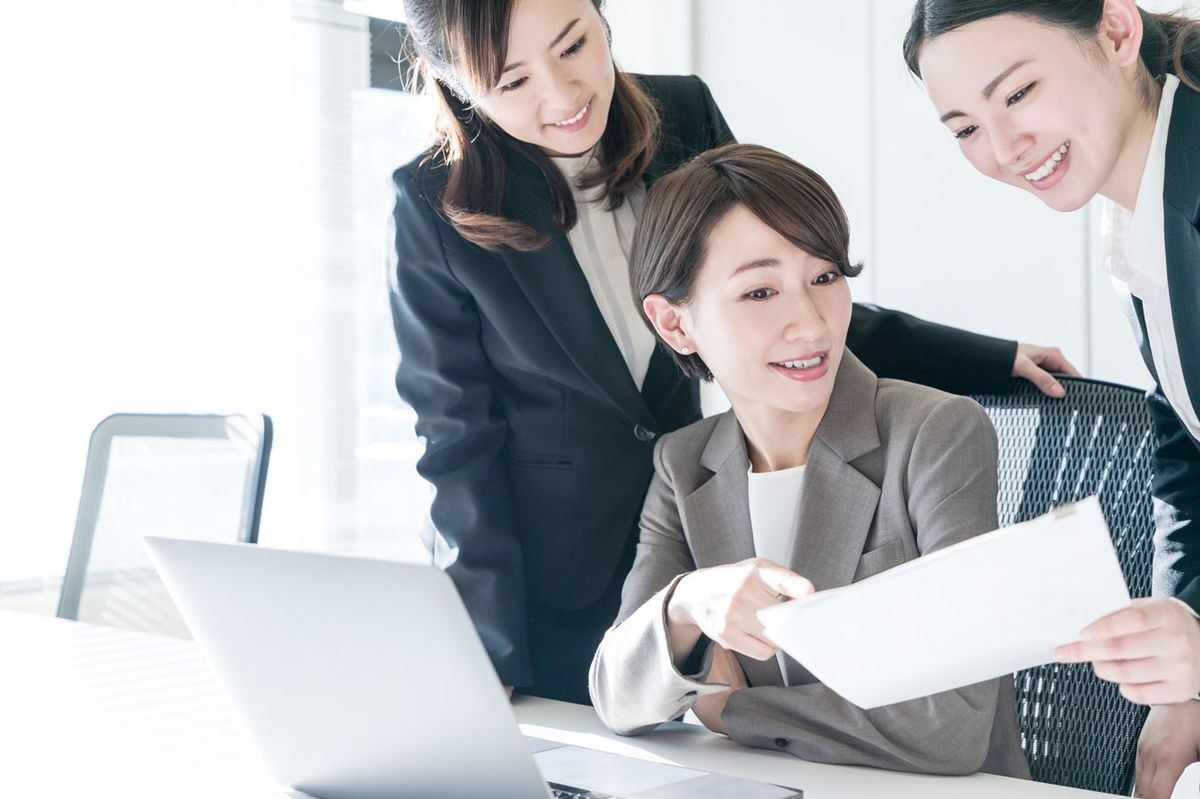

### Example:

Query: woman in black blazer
xmin=904 ymin=2 xmax=1200 ymax=796
xmin=390 ymin=0 xmax=1073 ymax=706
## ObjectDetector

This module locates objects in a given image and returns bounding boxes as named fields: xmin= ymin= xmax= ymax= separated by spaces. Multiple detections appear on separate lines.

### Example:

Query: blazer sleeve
xmin=721 ymin=397 xmax=1009 ymax=776
xmin=589 ymin=437 xmax=727 ymax=734
xmin=1148 ymin=387 xmax=1200 ymax=613
xmin=389 ymin=168 xmax=531 ymax=687
xmin=849 ymin=303 xmax=1018 ymax=396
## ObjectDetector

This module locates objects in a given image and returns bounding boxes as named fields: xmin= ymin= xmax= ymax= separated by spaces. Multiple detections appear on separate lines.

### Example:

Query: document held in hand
xmin=756 ymin=496 xmax=1130 ymax=709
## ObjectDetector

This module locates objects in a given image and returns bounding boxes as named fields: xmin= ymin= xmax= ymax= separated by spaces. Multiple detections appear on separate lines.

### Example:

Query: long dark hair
xmin=402 ymin=0 xmax=660 ymax=252
xmin=903 ymin=1 xmax=1200 ymax=106
xmin=630 ymin=144 xmax=862 ymax=381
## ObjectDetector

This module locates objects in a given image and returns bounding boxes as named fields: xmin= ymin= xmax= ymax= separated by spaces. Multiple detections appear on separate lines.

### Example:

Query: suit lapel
xmin=681 ymin=412 xmax=756 ymax=568
xmin=787 ymin=351 xmax=882 ymax=586
xmin=680 ymin=412 xmax=782 ymax=686
xmin=1163 ymin=85 xmax=1200 ymax=427
xmin=496 ymin=144 xmax=654 ymax=426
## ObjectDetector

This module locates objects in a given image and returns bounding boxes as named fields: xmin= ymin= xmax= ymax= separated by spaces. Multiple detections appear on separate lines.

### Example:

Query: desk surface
xmin=0 ymin=610 xmax=1132 ymax=798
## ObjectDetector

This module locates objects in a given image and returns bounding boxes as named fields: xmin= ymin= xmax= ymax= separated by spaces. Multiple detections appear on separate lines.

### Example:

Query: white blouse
xmin=747 ymin=463 xmax=807 ymax=686
xmin=1103 ymin=74 xmax=1200 ymax=440
xmin=550 ymin=148 xmax=656 ymax=389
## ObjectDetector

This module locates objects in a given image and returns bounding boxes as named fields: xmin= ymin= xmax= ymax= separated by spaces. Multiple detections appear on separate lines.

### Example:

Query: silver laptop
xmin=144 ymin=537 xmax=803 ymax=799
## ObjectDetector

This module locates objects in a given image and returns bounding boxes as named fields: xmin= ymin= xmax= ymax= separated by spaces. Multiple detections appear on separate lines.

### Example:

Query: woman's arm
xmin=719 ymin=397 xmax=1017 ymax=776
xmin=390 ymin=168 xmax=531 ymax=688
xmin=848 ymin=303 xmax=1018 ymax=395
xmin=590 ymin=439 xmax=726 ymax=735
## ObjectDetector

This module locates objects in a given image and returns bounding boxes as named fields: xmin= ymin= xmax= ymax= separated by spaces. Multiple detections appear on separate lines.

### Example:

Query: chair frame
xmin=972 ymin=376 xmax=1155 ymax=795
xmin=56 ymin=412 xmax=272 ymax=621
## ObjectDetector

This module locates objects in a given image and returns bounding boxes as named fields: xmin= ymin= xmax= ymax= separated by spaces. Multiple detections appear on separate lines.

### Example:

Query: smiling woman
xmin=903 ymin=2 xmax=1200 ymax=796
xmin=591 ymin=143 xmax=1029 ymax=779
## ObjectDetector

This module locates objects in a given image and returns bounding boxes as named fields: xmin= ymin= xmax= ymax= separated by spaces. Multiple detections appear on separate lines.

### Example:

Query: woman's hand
xmin=692 ymin=644 xmax=750 ymax=736
xmin=1055 ymin=597 xmax=1200 ymax=704
xmin=1012 ymin=342 xmax=1081 ymax=398
xmin=667 ymin=558 xmax=814 ymax=661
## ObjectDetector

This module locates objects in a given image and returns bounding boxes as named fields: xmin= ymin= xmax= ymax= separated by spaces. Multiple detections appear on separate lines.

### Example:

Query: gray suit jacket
xmin=589 ymin=352 xmax=1030 ymax=779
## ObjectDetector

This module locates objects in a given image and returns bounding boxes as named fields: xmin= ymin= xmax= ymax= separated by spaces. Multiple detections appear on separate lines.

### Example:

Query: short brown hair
xmin=630 ymin=143 xmax=862 ymax=381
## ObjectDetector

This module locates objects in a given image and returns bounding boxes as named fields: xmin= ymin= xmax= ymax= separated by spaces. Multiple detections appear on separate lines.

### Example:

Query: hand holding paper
xmin=1055 ymin=596 xmax=1200 ymax=705
xmin=757 ymin=497 xmax=1130 ymax=709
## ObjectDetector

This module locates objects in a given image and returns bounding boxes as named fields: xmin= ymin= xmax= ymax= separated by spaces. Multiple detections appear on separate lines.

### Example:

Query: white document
xmin=757 ymin=496 xmax=1130 ymax=709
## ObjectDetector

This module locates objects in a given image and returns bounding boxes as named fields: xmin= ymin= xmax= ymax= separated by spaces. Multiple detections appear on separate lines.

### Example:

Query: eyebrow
xmin=500 ymin=18 xmax=580 ymax=75
xmin=938 ymin=59 xmax=1029 ymax=124
xmin=731 ymin=258 xmax=780 ymax=277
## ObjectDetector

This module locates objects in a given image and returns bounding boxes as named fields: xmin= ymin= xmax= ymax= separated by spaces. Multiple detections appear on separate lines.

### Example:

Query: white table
xmin=0 ymin=610 xmax=1161 ymax=798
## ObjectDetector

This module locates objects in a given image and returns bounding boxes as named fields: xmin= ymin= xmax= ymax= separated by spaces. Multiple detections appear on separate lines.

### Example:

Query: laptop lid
xmin=143 ymin=537 xmax=550 ymax=799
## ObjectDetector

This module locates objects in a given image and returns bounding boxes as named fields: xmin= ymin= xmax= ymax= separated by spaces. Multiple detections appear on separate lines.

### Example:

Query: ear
xmin=1099 ymin=0 xmax=1144 ymax=69
xmin=642 ymin=294 xmax=694 ymax=355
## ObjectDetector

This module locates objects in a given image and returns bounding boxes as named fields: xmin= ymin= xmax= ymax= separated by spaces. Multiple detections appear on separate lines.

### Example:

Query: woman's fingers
xmin=756 ymin=563 xmax=815 ymax=601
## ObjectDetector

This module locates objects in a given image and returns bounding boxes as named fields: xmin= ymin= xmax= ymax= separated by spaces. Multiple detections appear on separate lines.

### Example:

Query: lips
xmin=546 ymin=96 xmax=594 ymax=132
xmin=1019 ymin=141 xmax=1071 ymax=192
xmin=769 ymin=352 xmax=830 ymax=383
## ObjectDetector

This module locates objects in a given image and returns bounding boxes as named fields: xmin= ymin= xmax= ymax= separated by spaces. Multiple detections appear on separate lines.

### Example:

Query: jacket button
xmin=633 ymin=425 xmax=656 ymax=442
xmin=774 ymin=738 xmax=789 ymax=748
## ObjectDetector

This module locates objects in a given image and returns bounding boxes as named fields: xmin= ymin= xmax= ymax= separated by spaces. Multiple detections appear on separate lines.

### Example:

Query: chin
xmin=1040 ymin=192 xmax=1092 ymax=213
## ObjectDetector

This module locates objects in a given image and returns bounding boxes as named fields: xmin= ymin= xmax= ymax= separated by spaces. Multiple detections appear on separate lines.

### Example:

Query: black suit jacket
xmin=1128 ymin=79 xmax=1200 ymax=614
xmin=389 ymin=74 xmax=1017 ymax=687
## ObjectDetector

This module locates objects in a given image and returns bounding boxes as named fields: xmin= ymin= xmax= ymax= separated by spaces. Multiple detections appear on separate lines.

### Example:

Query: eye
xmin=498 ymin=76 xmax=527 ymax=94
xmin=954 ymin=124 xmax=978 ymax=141
xmin=812 ymin=271 xmax=841 ymax=286
xmin=562 ymin=35 xmax=586 ymax=58
xmin=1006 ymin=81 xmax=1035 ymax=107
xmin=743 ymin=287 xmax=777 ymax=301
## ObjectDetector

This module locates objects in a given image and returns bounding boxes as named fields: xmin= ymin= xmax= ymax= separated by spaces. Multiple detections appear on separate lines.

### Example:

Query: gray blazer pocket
xmin=853 ymin=538 xmax=906 ymax=581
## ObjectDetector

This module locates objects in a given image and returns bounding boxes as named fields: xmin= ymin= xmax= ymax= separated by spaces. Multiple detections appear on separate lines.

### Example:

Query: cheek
xmin=487 ymin=97 xmax=542 ymax=140
xmin=962 ymin=141 xmax=1003 ymax=180
xmin=580 ymin=48 xmax=615 ymax=97
xmin=820 ymin=289 xmax=852 ymax=341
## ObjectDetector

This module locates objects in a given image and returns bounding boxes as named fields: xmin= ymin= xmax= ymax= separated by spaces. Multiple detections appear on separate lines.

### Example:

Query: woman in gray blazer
xmin=589 ymin=143 xmax=1030 ymax=778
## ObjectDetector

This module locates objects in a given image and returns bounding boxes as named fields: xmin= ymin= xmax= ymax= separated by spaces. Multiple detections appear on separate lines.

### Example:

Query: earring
xmin=679 ymin=346 xmax=691 ymax=355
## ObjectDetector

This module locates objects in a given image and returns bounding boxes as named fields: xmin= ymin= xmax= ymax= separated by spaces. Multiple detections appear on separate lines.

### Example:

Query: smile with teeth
xmin=552 ymin=101 xmax=590 ymax=127
xmin=1024 ymin=142 xmax=1070 ymax=181
xmin=775 ymin=355 xmax=824 ymax=370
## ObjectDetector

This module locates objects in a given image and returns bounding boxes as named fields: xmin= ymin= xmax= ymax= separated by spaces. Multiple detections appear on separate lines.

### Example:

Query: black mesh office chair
xmin=57 ymin=413 xmax=272 ymax=637
xmin=970 ymin=377 xmax=1155 ymax=795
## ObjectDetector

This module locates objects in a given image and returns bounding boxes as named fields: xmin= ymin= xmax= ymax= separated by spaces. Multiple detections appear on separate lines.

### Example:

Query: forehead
xmin=507 ymin=0 xmax=593 ymax=49
xmin=918 ymin=14 xmax=1078 ymax=109
xmin=700 ymin=205 xmax=822 ymax=279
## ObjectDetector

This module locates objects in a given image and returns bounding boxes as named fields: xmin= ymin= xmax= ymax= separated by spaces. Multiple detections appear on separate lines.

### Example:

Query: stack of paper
xmin=757 ymin=497 xmax=1130 ymax=709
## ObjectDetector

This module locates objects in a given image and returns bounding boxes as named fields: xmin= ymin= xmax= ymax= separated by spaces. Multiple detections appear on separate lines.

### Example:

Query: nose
xmin=990 ymin=119 xmax=1035 ymax=172
xmin=782 ymin=291 xmax=827 ymax=343
xmin=545 ymin=68 xmax=582 ymax=114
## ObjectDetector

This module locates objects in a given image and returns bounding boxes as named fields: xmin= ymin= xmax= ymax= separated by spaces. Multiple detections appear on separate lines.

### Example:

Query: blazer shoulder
xmin=633 ymin=73 xmax=710 ymax=107
xmin=873 ymin=379 xmax=991 ymax=444
xmin=392 ymin=146 xmax=449 ymax=210
xmin=633 ymin=73 xmax=724 ymax=138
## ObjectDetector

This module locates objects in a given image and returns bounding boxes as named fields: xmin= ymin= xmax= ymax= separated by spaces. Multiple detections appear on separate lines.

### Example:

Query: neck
xmin=736 ymin=404 xmax=827 ymax=472
xmin=1102 ymin=82 xmax=1163 ymax=212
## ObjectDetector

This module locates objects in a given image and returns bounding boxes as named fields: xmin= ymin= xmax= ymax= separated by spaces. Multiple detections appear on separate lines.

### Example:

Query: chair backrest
xmin=970 ymin=378 xmax=1154 ymax=795
xmin=57 ymin=413 xmax=272 ymax=637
